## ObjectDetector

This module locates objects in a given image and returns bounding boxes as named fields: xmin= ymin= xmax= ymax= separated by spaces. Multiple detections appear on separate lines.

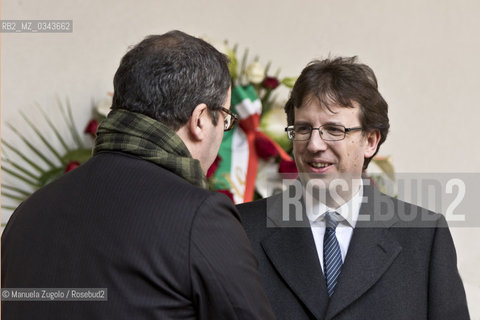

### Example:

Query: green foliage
xmin=1 ymin=98 xmax=94 ymax=212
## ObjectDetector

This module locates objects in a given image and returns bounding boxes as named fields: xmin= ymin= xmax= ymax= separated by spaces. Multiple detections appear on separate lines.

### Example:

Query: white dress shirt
xmin=307 ymin=182 xmax=363 ymax=273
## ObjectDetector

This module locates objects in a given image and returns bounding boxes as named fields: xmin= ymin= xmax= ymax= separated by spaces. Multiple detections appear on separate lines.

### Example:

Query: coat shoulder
xmin=363 ymin=185 xmax=445 ymax=229
xmin=236 ymin=193 xmax=285 ymax=241
xmin=237 ymin=197 xmax=268 ymax=231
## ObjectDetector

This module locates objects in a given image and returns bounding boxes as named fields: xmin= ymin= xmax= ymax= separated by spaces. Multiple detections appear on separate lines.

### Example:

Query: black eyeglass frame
xmin=285 ymin=124 xmax=363 ymax=141
xmin=220 ymin=107 xmax=239 ymax=131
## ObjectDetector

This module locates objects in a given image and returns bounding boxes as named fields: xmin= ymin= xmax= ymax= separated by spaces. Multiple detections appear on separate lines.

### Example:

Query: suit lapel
xmin=325 ymin=184 xmax=402 ymax=320
xmin=261 ymin=192 xmax=329 ymax=319
xmin=262 ymin=227 xmax=329 ymax=319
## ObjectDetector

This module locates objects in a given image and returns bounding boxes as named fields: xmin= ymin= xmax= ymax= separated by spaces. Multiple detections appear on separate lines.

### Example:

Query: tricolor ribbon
xmin=212 ymin=85 xmax=292 ymax=203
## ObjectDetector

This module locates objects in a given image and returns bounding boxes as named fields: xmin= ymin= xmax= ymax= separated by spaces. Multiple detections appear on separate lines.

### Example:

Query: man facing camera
xmin=2 ymin=30 xmax=274 ymax=320
xmin=238 ymin=57 xmax=469 ymax=319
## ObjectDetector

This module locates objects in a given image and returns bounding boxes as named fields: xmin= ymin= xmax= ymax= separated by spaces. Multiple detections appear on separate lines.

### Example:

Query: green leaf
xmin=62 ymin=148 xmax=93 ymax=164
xmin=372 ymin=157 xmax=395 ymax=181
xmin=1 ymin=166 xmax=40 ymax=187
xmin=1 ymin=191 xmax=26 ymax=202
xmin=264 ymin=61 xmax=272 ymax=76
xmin=274 ymin=67 xmax=281 ymax=78
xmin=3 ymin=159 xmax=40 ymax=180
xmin=281 ymin=77 xmax=297 ymax=88
xmin=66 ymin=97 xmax=85 ymax=149
xmin=261 ymin=89 xmax=274 ymax=113
xmin=228 ymin=52 xmax=239 ymax=81
xmin=37 ymin=167 xmax=66 ymax=187
xmin=2 ymin=139 xmax=51 ymax=173
xmin=239 ymin=48 xmax=249 ymax=85
xmin=1 ymin=184 xmax=32 ymax=197
xmin=57 ymin=97 xmax=84 ymax=149
xmin=19 ymin=111 xmax=64 ymax=162
xmin=37 ymin=104 xmax=71 ymax=152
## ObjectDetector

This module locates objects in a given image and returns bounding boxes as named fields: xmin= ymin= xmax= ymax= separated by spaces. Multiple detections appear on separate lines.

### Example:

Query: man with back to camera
xmin=237 ymin=57 xmax=469 ymax=319
xmin=1 ymin=30 xmax=275 ymax=319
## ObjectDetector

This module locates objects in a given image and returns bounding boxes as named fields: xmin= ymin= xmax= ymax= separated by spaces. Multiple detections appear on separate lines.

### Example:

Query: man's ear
xmin=187 ymin=103 xmax=209 ymax=141
xmin=364 ymin=129 xmax=381 ymax=158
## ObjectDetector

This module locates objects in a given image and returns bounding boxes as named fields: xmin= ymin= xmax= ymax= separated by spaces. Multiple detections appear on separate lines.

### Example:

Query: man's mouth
xmin=309 ymin=162 xmax=333 ymax=169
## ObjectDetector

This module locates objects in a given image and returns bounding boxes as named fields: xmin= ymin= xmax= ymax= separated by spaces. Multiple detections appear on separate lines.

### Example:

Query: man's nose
xmin=306 ymin=129 xmax=328 ymax=153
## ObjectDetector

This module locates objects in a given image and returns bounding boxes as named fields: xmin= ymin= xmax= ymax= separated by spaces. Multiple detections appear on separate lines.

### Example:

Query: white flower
xmin=259 ymin=104 xmax=291 ymax=151
xmin=96 ymin=96 xmax=112 ymax=117
xmin=246 ymin=61 xmax=265 ymax=84
xmin=255 ymin=158 xmax=285 ymax=198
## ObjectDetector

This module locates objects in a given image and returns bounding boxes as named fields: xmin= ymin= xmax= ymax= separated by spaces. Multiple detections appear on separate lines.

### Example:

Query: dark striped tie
xmin=324 ymin=212 xmax=342 ymax=297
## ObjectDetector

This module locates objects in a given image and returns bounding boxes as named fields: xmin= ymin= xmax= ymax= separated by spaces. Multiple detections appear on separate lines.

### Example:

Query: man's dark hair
xmin=285 ymin=56 xmax=390 ymax=169
xmin=111 ymin=30 xmax=231 ymax=130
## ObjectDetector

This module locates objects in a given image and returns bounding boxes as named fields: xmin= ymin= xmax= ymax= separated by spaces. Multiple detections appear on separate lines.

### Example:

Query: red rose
xmin=255 ymin=136 xmax=279 ymax=160
xmin=84 ymin=119 xmax=99 ymax=137
xmin=65 ymin=161 xmax=81 ymax=173
xmin=217 ymin=189 xmax=234 ymax=202
xmin=278 ymin=159 xmax=298 ymax=174
xmin=207 ymin=155 xmax=222 ymax=178
xmin=262 ymin=76 xmax=280 ymax=90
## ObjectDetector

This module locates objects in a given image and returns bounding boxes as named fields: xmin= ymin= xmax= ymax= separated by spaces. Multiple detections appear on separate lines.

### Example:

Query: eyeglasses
xmin=220 ymin=107 xmax=239 ymax=131
xmin=285 ymin=124 xmax=363 ymax=141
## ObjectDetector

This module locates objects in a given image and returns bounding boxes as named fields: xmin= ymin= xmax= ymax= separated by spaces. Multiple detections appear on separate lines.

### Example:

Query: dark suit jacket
xmin=2 ymin=151 xmax=274 ymax=320
xmin=238 ymin=183 xmax=469 ymax=320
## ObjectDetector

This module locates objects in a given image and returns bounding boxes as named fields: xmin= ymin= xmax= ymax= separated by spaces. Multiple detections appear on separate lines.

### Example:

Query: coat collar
xmin=261 ymin=183 xmax=402 ymax=319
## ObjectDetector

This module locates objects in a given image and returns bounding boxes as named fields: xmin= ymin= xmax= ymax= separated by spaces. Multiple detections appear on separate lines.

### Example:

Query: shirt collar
xmin=307 ymin=180 xmax=363 ymax=228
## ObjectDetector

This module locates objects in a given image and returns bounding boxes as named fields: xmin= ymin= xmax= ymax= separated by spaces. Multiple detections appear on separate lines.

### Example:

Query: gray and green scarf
xmin=93 ymin=109 xmax=208 ymax=189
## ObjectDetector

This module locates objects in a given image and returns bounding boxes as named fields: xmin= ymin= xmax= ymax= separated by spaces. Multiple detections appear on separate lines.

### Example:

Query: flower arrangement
xmin=204 ymin=39 xmax=298 ymax=203
xmin=1 ymin=97 xmax=107 ymax=212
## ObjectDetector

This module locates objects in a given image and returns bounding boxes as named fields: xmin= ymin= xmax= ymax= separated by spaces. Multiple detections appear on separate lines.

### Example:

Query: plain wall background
xmin=2 ymin=0 xmax=479 ymax=316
